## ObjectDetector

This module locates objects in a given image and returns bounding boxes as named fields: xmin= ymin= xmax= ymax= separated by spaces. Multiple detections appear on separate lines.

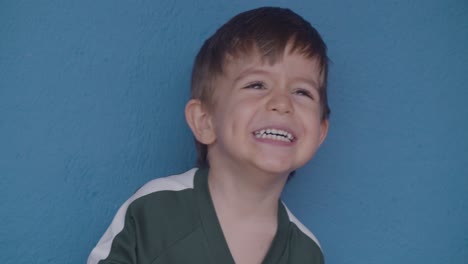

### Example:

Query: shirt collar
xmin=194 ymin=167 xmax=290 ymax=264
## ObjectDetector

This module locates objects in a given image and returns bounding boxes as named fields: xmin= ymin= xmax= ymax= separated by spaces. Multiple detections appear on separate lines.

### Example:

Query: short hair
xmin=190 ymin=6 xmax=330 ymax=168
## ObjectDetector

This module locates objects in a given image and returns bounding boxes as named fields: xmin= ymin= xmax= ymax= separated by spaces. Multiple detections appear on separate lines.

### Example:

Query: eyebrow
xmin=233 ymin=68 xmax=270 ymax=84
xmin=294 ymin=77 xmax=320 ymax=91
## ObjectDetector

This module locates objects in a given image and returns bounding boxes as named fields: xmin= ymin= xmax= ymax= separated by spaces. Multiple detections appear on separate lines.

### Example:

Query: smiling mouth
xmin=253 ymin=128 xmax=295 ymax=142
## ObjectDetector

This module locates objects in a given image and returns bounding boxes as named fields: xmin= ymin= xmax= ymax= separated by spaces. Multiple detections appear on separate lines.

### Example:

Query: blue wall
xmin=1 ymin=1 xmax=467 ymax=263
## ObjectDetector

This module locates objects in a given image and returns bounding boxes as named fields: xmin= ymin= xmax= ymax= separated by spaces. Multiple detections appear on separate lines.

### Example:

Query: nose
xmin=266 ymin=91 xmax=293 ymax=114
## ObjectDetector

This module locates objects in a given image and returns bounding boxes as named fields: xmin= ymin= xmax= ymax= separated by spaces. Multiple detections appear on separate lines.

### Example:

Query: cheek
xmin=231 ymin=98 xmax=259 ymax=120
xmin=298 ymin=105 xmax=322 ymax=123
xmin=213 ymin=105 xmax=247 ymax=137
xmin=299 ymin=115 xmax=324 ymax=141
xmin=228 ymin=112 xmax=250 ymax=136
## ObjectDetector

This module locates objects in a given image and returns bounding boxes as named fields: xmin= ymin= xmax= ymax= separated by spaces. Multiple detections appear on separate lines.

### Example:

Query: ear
xmin=319 ymin=119 xmax=329 ymax=146
xmin=185 ymin=99 xmax=216 ymax=145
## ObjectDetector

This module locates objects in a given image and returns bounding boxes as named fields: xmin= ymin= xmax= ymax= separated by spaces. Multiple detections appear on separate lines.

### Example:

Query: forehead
xmin=221 ymin=49 xmax=323 ymax=83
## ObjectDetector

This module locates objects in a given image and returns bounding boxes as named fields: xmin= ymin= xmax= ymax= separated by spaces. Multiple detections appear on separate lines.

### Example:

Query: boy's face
xmin=205 ymin=49 xmax=328 ymax=177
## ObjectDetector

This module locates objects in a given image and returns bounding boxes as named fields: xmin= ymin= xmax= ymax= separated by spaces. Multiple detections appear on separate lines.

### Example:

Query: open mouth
xmin=253 ymin=128 xmax=295 ymax=142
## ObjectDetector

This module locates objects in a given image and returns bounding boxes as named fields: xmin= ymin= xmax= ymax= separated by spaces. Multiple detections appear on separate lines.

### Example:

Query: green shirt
xmin=88 ymin=168 xmax=324 ymax=264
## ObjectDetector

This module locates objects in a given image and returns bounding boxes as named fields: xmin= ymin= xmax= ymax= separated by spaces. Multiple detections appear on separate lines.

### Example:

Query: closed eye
xmin=244 ymin=82 xmax=266 ymax=90
xmin=294 ymin=88 xmax=315 ymax=99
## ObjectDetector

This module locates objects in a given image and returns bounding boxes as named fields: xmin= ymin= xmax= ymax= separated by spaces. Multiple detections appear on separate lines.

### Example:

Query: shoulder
xmin=282 ymin=203 xmax=325 ymax=263
xmin=109 ymin=167 xmax=198 ymax=223
xmin=123 ymin=168 xmax=201 ymax=231
xmin=132 ymin=168 xmax=198 ymax=199
xmin=282 ymin=203 xmax=321 ymax=247
xmin=88 ymin=168 xmax=200 ymax=263
xmin=126 ymin=168 xmax=199 ymax=225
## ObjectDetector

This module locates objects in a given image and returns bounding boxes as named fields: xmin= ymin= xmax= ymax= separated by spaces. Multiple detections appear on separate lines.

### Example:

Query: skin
xmin=185 ymin=46 xmax=328 ymax=264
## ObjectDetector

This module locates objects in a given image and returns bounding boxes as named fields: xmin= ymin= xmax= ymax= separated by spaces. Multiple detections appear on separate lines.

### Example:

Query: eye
xmin=294 ymin=88 xmax=314 ymax=99
xmin=244 ymin=82 xmax=266 ymax=90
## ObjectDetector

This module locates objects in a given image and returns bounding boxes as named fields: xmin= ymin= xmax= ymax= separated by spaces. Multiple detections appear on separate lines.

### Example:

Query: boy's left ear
xmin=185 ymin=99 xmax=216 ymax=145
xmin=319 ymin=119 xmax=329 ymax=145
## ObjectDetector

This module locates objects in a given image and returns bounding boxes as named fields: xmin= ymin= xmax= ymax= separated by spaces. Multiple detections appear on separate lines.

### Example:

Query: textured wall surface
xmin=1 ymin=0 xmax=467 ymax=263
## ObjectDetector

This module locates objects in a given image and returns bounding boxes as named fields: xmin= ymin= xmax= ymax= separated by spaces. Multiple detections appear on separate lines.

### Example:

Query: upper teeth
xmin=254 ymin=128 xmax=294 ymax=142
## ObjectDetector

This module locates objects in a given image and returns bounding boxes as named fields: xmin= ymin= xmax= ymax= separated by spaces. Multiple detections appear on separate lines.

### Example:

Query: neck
xmin=207 ymin=162 xmax=288 ymax=219
xmin=206 ymin=164 xmax=288 ymax=264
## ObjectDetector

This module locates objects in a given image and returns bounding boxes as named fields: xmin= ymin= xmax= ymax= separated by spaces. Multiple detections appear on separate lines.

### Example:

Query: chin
xmin=253 ymin=161 xmax=296 ymax=177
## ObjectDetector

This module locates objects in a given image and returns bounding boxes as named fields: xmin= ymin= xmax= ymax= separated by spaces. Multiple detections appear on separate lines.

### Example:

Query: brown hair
xmin=190 ymin=7 xmax=330 ymax=168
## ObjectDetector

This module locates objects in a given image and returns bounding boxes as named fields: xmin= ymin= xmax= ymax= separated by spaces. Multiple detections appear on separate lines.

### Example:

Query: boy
xmin=88 ymin=6 xmax=330 ymax=264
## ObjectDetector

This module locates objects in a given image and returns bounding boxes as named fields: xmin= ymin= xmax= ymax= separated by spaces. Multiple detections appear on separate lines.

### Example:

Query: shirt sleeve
xmin=87 ymin=203 xmax=138 ymax=264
